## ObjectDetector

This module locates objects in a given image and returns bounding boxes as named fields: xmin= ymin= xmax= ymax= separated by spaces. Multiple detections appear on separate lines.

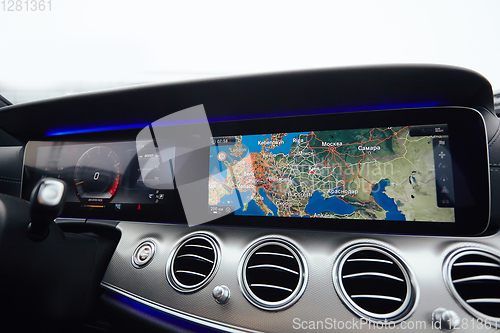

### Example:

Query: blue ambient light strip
xmin=112 ymin=293 xmax=227 ymax=332
xmin=45 ymin=102 xmax=445 ymax=136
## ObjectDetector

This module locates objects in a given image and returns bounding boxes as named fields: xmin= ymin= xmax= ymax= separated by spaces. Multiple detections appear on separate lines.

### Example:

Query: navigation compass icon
xmin=218 ymin=151 xmax=227 ymax=161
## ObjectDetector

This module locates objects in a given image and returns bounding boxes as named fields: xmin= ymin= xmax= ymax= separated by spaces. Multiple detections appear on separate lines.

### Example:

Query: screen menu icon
xmin=433 ymin=137 xmax=455 ymax=207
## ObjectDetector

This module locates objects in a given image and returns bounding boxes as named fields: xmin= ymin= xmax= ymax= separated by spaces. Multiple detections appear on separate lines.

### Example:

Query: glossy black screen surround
xmin=22 ymin=107 xmax=490 ymax=236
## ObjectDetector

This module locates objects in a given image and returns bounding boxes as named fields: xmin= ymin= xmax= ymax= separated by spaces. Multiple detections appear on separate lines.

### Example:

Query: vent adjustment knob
xmin=212 ymin=285 xmax=230 ymax=304
xmin=432 ymin=308 xmax=461 ymax=331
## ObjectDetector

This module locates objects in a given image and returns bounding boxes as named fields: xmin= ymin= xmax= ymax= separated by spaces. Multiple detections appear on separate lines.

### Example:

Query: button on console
xmin=132 ymin=241 xmax=156 ymax=268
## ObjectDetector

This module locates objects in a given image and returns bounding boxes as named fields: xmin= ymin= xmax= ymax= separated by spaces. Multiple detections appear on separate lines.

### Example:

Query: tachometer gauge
xmin=74 ymin=146 xmax=121 ymax=204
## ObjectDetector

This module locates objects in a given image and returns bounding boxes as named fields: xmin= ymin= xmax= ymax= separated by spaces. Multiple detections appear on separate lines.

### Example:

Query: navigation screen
xmin=208 ymin=125 xmax=455 ymax=222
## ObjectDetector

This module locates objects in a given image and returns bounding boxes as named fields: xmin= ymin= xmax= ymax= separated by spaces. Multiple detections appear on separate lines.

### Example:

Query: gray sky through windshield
xmin=1 ymin=0 xmax=500 ymax=104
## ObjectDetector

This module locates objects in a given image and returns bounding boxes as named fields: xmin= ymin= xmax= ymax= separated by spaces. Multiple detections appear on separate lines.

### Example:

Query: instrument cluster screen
xmin=28 ymin=141 xmax=175 ymax=216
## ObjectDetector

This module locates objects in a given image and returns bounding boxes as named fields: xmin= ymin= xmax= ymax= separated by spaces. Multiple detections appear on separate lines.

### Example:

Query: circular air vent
xmin=166 ymin=233 xmax=220 ymax=293
xmin=445 ymin=249 xmax=500 ymax=326
xmin=239 ymin=237 xmax=308 ymax=311
xmin=333 ymin=244 xmax=418 ymax=323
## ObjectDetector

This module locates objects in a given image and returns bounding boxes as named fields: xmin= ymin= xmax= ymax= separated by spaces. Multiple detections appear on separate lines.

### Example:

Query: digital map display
xmin=208 ymin=125 xmax=455 ymax=222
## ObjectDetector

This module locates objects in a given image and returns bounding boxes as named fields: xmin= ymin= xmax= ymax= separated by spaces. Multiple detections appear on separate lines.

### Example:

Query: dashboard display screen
xmin=24 ymin=141 xmax=176 ymax=218
xmin=22 ymin=107 xmax=489 ymax=235
xmin=209 ymin=124 xmax=455 ymax=222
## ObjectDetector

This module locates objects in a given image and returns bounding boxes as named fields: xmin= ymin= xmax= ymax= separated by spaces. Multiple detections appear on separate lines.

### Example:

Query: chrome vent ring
xmin=239 ymin=237 xmax=308 ymax=311
xmin=445 ymin=248 xmax=500 ymax=327
xmin=333 ymin=244 xmax=418 ymax=323
xmin=166 ymin=233 xmax=220 ymax=293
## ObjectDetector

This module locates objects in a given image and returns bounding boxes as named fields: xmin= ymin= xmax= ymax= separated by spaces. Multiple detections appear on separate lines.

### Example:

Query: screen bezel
xmin=22 ymin=106 xmax=490 ymax=236
xmin=203 ymin=106 xmax=490 ymax=236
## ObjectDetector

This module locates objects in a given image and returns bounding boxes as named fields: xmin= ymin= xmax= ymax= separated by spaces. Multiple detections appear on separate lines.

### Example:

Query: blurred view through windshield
xmin=1 ymin=1 xmax=500 ymax=105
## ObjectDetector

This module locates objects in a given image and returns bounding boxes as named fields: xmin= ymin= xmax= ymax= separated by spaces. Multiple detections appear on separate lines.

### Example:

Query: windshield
xmin=1 ymin=0 xmax=500 ymax=104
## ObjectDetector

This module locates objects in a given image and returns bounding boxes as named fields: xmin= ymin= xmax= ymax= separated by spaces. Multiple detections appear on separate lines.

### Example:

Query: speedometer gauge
xmin=74 ymin=146 xmax=121 ymax=204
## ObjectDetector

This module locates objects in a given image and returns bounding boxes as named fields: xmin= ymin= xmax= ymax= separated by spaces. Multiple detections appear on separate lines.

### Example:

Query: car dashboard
xmin=0 ymin=65 xmax=499 ymax=332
